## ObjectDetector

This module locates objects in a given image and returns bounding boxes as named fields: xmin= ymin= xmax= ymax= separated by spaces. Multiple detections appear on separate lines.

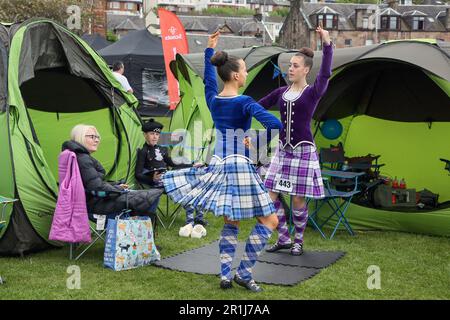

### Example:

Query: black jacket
xmin=62 ymin=140 xmax=162 ymax=216
xmin=135 ymin=143 xmax=191 ymax=186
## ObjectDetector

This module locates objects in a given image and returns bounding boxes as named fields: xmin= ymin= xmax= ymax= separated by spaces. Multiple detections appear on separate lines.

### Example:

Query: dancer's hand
xmin=243 ymin=136 xmax=252 ymax=149
xmin=316 ymin=25 xmax=331 ymax=46
xmin=153 ymin=172 xmax=163 ymax=182
xmin=208 ymin=31 xmax=220 ymax=49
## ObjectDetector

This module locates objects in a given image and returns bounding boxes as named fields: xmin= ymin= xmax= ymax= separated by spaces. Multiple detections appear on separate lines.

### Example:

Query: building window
xmin=126 ymin=3 xmax=135 ymax=10
xmin=413 ymin=17 xmax=425 ymax=30
xmin=109 ymin=1 xmax=120 ymax=9
xmin=389 ymin=17 xmax=398 ymax=30
xmin=345 ymin=39 xmax=352 ymax=47
xmin=317 ymin=14 xmax=338 ymax=30
xmin=362 ymin=17 xmax=368 ymax=29
xmin=380 ymin=16 xmax=399 ymax=30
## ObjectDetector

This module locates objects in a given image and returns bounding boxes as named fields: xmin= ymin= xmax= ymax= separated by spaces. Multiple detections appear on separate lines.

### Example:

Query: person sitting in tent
xmin=62 ymin=124 xmax=162 ymax=224
xmin=135 ymin=119 xmax=208 ymax=236
xmin=112 ymin=61 xmax=133 ymax=94
xmin=258 ymin=26 xmax=333 ymax=256
xmin=162 ymin=31 xmax=282 ymax=292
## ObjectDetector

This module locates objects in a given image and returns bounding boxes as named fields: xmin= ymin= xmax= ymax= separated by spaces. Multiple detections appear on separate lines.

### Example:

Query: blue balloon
xmin=320 ymin=119 xmax=343 ymax=140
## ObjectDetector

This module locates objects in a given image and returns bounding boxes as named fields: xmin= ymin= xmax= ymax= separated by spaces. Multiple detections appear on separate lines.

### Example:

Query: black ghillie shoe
xmin=290 ymin=243 xmax=304 ymax=256
xmin=220 ymin=279 xmax=233 ymax=290
xmin=233 ymin=275 xmax=263 ymax=293
xmin=265 ymin=242 xmax=292 ymax=253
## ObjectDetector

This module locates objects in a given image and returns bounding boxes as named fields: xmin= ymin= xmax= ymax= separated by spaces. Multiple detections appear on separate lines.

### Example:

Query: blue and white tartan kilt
xmin=162 ymin=155 xmax=276 ymax=221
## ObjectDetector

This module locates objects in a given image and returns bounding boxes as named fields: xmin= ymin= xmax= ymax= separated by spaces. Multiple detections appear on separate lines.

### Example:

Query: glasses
xmin=85 ymin=135 xmax=101 ymax=141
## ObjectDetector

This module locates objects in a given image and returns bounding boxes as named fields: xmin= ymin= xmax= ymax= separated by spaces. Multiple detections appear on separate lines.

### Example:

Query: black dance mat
xmin=153 ymin=241 xmax=345 ymax=286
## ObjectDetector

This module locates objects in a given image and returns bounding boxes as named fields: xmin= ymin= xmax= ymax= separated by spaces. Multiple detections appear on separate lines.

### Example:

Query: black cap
xmin=142 ymin=119 xmax=163 ymax=133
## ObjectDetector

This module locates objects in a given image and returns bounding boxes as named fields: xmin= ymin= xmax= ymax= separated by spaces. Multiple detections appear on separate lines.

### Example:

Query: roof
xmin=114 ymin=18 xmax=140 ymax=31
xmin=246 ymin=0 xmax=289 ymax=6
xmin=107 ymin=0 xmax=143 ymax=3
xmin=81 ymin=33 xmax=112 ymax=50
xmin=178 ymin=15 xmax=272 ymax=39
xmin=299 ymin=3 xmax=450 ymax=31
xmin=107 ymin=13 xmax=145 ymax=30
xmin=184 ymin=20 xmax=209 ymax=32
xmin=186 ymin=33 xmax=263 ymax=53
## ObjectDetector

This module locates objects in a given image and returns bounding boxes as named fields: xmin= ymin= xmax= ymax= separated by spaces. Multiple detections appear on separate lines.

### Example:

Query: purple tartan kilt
xmin=264 ymin=144 xmax=325 ymax=198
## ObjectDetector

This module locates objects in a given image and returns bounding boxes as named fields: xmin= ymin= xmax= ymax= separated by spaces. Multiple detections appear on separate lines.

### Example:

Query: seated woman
xmin=62 ymin=124 xmax=163 ymax=222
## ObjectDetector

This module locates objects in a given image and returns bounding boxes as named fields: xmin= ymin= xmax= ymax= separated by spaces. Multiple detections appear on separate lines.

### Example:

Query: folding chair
xmin=69 ymin=190 xmax=130 ymax=260
xmin=0 ymin=196 xmax=17 ymax=284
xmin=320 ymin=143 xmax=385 ymax=202
xmin=307 ymin=169 xmax=365 ymax=239
xmin=0 ymin=195 xmax=17 ymax=233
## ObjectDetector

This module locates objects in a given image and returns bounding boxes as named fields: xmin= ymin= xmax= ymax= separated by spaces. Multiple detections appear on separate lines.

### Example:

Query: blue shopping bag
xmin=104 ymin=215 xmax=160 ymax=271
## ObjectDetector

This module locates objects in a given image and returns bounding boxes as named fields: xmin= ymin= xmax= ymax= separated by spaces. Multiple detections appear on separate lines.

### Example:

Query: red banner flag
xmin=158 ymin=8 xmax=189 ymax=110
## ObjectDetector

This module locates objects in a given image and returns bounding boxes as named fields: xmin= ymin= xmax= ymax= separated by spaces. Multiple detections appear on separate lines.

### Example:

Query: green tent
xmin=0 ymin=19 xmax=145 ymax=255
xmin=169 ymin=46 xmax=291 ymax=161
xmin=170 ymin=40 xmax=450 ymax=237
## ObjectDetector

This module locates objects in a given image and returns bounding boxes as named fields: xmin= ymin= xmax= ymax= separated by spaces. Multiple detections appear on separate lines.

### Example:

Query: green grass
xmin=1 ymin=198 xmax=449 ymax=300
xmin=1 ymin=116 xmax=448 ymax=300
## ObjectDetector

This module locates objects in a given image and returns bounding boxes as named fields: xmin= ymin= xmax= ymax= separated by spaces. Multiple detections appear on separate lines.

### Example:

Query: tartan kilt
xmin=264 ymin=144 xmax=325 ymax=198
xmin=162 ymin=155 xmax=275 ymax=221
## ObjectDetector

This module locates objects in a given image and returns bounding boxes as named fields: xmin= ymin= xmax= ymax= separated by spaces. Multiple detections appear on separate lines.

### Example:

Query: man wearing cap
xmin=135 ymin=119 xmax=208 ymax=233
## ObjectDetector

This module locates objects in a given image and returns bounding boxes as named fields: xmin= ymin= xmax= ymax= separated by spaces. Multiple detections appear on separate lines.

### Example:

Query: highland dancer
xmin=162 ymin=31 xmax=282 ymax=292
xmin=259 ymin=26 xmax=333 ymax=255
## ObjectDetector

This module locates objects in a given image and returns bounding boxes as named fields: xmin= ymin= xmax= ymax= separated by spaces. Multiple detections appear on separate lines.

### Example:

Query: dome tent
xmin=98 ymin=29 xmax=167 ymax=117
xmin=0 ymin=19 xmax=145 ymax=255
xmin=309 ymin=40 xmax=450 ymax=236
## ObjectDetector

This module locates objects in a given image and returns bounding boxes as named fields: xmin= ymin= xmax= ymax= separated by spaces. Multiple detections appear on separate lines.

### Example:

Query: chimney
xmin=387 ymin=0 xmax=399 ymax=10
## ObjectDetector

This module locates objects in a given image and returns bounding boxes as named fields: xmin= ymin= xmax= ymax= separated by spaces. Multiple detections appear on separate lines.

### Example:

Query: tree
xmin=0 ymin=0 xmax=93 ymax=34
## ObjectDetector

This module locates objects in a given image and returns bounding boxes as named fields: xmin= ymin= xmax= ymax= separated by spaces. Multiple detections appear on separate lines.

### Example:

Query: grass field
xmin=1 ymin=117 xmax=449 ymax=300
xmin=1 ymin=199 xmax=449 ymax=300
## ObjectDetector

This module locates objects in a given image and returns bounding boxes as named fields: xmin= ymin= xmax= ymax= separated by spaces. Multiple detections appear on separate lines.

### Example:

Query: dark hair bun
xmin=210 ymin=51 xmax=228 ymax=67
xmin=299 ymin=47 xmax=314 ymax=58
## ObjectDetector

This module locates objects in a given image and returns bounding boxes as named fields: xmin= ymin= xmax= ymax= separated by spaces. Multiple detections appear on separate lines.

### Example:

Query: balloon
xmin=320 ymin=119 xmax=343 ymax=140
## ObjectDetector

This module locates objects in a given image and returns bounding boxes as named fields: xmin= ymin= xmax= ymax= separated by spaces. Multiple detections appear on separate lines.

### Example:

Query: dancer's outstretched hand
xmin=243 ymin=136 xmax=252 ymax=149
xmin=316 ymin=25 xmax=331 ymax=45
xmin=208 ymin=31 xmax=220 ymax=49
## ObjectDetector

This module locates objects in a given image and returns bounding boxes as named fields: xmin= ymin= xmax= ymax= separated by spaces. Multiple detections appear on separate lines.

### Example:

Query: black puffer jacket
xmin=62 ymin=140 xmax=163 ymax=216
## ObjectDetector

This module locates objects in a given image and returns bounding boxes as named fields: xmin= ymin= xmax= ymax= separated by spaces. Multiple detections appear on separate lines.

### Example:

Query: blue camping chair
xmin=307 ymin=169 xmax=365 ymax=239
xmin=69 ymin=189 xmax=131 ymax=260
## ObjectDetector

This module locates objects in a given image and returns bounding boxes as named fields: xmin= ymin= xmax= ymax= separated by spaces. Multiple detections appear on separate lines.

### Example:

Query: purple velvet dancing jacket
xmin=258 ymin=43 xmax=333 ymax=149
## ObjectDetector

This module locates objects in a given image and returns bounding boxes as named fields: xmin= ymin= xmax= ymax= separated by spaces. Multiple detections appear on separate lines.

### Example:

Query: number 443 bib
xmin=275 ymin=174 xmax=293 ymax=193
